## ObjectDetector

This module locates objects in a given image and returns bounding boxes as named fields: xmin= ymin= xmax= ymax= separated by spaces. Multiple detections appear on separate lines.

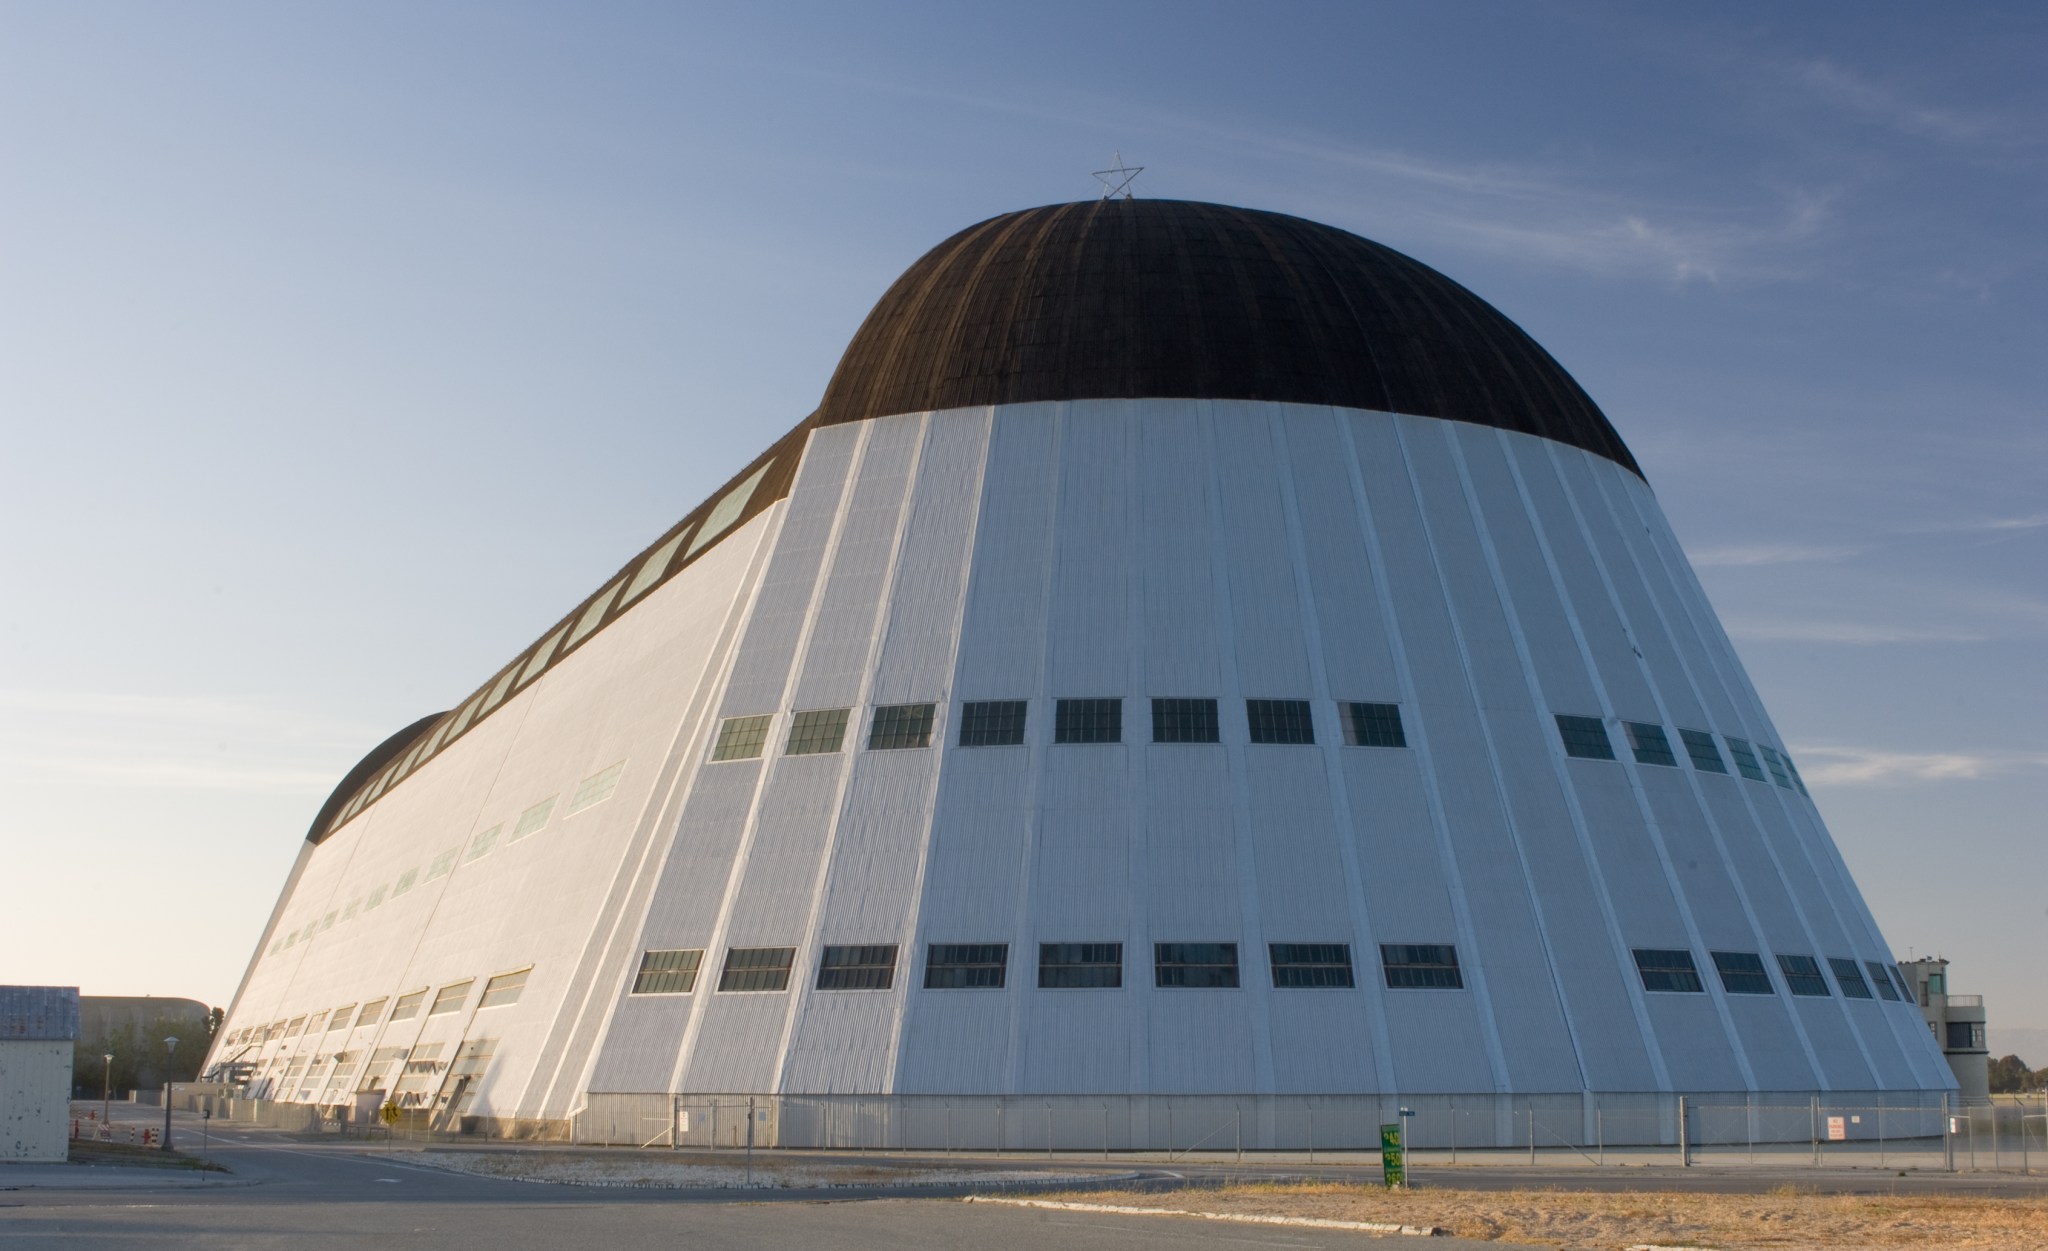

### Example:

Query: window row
xmin=630 ymin=941 xmax=1465 ymax=994
xmin=1554 ymin=716 xmax=1807 ymax=795
xmin=222 ymin=968 xmax=530 ymax=1049
xmin=269 ymin=765 xmax=624 ymax=961
xmin=713 ymin=698 xmax=1410 ymax=760
xmin=322 ymin=434 xmax=799 ymax=838
xmin=1631 ymin=948 xmax=1911 ymax=1002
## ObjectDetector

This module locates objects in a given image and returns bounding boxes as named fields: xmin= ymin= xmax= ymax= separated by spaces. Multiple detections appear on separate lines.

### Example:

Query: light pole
xmin=102 ymin=1053 xmax=113 ymax=1127
xmin=162 ymin=1037 xmax=180 ymax=1151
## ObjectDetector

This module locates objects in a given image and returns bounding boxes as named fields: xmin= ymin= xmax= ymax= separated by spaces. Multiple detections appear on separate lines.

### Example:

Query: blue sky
xmin=3 ymin=3 xmax=2042 ymax=1044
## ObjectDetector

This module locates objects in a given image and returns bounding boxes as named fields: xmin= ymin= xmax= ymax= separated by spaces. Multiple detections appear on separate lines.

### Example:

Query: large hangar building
xmin=206 ymin=199 xmax=1953 ymax=1146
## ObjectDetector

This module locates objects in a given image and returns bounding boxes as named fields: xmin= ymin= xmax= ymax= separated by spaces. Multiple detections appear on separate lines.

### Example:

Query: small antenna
xmin=1092 ymin=151 xmax=1144 ymax=200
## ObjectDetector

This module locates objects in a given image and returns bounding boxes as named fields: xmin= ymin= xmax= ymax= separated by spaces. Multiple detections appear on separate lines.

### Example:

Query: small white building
xmin=1901 ymin=958 xmax=1990 ymax=1102
xmin=1 ymin=986 xmax=79 ymax=1161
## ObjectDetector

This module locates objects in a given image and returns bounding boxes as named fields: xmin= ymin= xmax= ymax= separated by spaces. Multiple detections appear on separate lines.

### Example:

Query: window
xmin=511 ymin=797 xmax=556 ymax=843
xmin=924 ymin=944 xmax=1008 ymax=989
xmin=518 ymin=627 xmax=566 ymax=690
xmin=326 ymin=1007 xmax=353 ymax=1032
xmin=569 ymin=761 xmax=625 ymax=813
xmin=1782 ymin=753 xmax=1810 ymax=796
xmin=1151 ymin=698 xmax=1219 ymax=744
xmin=816 ymin=945 xmax=898 ymax=990
xmin=565 ymin=578 xmax=625 ymax=653
xmin=321 ymin=911 xmax=337 ymax=931
xmin=869 ymin=703 xmax=936 ymax=750
xmin=1867 ymin=960 xmax=1901 ymax=1002
xmin=1270 ymin=943 xmax=1355 ymax=988
xmin=479 ymin=968 xmax=530 ymax=1009
xmin=1054 ymin=698 xmax=1122 ymax=744
xmin=1380 ymin=943 xmax=1463 ymax=989
xmin=1679 ymin=729 xmax=1727 ymax=773
xmin=686 ymin=462 xmax=771 ymax=559
xmin=718 ymin=947 xmax=796 ymax=992
xmin=306 ymin=1012 xmax=328 ymax=1035
xmin=623 ymin=530 xmax=687 ymax=607
xmin=1757 ymin=745 xmax=1795 ymax=790
xmin=1556 ymin=715 xmax=1615 ymax=760
xmin=1891 ymin=965 xmax=1915 ymax=1002
xmin=475 ymin=665 xmax=520 ymax=721
xmin=1155 ymin=942 xmax=1239 ymax=988
xmin=341 ymin=899 xmax=360 ymax=923
xmin=1625 ymin=722 xmax=1677 ymax=767
xmin=1341 ymin=702 xmax=1406 ymax=748
xmin=1039 ymin=942 xmax=1122 ymax=988
xmin=429 ymin=980 xmax=473 ymax=1016
xmin=388 ymin=990 xmax=426 ymax=1022
xmin=1829 ymin=958 xmax=1873 ymax=999
xmin=464 ymin=825 xmax=501 ymax=863
xmin=1633 ymin=948 xmax=1704 ymax=993
xmin=785 ymin=708 xmax=851 ymax=755
xmin=1946 ymin=1020 xmax=1986 ymax=1052
xmin=424 ymin=848 xmax=458 ymax=882
xmin=631 ymin=949 xmax=704 ymax=995
xmin=355 ymin=998 xmax=387 ymax=1027
xmin=712 ymin=715 xmax=773 ymax=761
xmin=1712 ymin=951 xmax=1775 ymax=995
xmin=392 ymin=868 xmax=419 ymax=897
xmin=1246 ymin=699 xmax=1315 ymax=745
xmin=1725 ymin=737 xmax=1767 ymax=782
xmin=1777 ymin=954 xmax=1831 ymax=997
xmin=958 ymin=700 xmax=1026 ymax=747
xmin=365 ymin=885 xmax=387 ymax=911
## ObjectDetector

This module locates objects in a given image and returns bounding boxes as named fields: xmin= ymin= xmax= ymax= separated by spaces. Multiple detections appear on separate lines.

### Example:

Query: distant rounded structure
xmin=210 ymin=199 xmax=1951 ymax=1147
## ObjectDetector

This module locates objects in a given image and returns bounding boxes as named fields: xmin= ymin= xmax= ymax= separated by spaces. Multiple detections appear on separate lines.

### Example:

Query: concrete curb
xmin=963 ymin=1195 xmax=1444 ymax=1236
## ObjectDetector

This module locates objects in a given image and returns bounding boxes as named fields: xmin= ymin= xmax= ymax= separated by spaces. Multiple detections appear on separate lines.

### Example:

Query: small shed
xmin=1 ymin=986 xmax=80 ymax=1161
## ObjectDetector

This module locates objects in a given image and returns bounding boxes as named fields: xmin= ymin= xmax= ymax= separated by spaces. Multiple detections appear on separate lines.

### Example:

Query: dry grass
xmin=1033 ymin=1179 xmax=2048 ymax=1249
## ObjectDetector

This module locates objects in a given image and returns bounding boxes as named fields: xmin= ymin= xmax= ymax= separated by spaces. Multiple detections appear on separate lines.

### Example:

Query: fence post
xmin=1236 ymin=1104 xmax=1242 ymax=1163
xmin=1102 ymin=1104 xmax=1109 ymax=1161
xmin=1943 ymin=1093 xmax=1953 ymax=1173
xmin=1810 ymin=1095 xmax=1820 ymax=1167
xmin=1678 ymin=1096 xmax=1689 ymax=1168
xmin=1308 ymin=1104 xmax=1315 ymax=1166
xmin=1528 ymin=1103 xmax=1535 ymax=1165
xmin=1047 ymin=1105 xmax=1053 ymax=1159
xmin=745 ymin=1096 xmax=754 ymax=1186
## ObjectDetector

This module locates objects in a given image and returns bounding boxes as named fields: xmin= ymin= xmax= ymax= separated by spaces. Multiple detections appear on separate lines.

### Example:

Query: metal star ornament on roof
xmin=1091 ymin=151 xmax=1143 ymax=199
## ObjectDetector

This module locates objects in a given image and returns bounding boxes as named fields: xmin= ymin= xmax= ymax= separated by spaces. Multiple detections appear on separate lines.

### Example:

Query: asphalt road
xmin=3 ymin=1103 xmax=1507 ymax=1251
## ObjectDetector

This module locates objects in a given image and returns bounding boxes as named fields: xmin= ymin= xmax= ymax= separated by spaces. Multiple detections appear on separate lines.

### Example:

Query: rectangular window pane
xmin=479 ymin=969 xmax=529 ymax=1009
xmin=1556 ymin=714 xmax=1615 ymax=760
xmin=1777 ymin=953 xmax=1830 ymax=997
xmin=568 ymin=761 xmax=625 ymax=814
xmin=389 ymin=990 xmax=426 ymax=1022
xmin=429 ymin=980 xmax=473 ymax=1015
xmin=1679 ymin=728 xmax=1727 ymax=773
xmin=1757 ymin=744 xmax=1795 ymax=790
xmin=392 ymin=868 xmax=419 ymax=898
xmin=924 ymin=943 xmax=1008 ymax=989
xmin=686 ymin=462 xmax=771 ymax=559
xmin=632 ymin=949 xmax=704 ymax=995
xmin=518 ymin=627 xmax=567 ymax=690
xmin=785 ymin=708 xmax=851 ymax=756
xmin=816 ymin=944 xmax=898 ymax=990
xmin=718 ymin=946 xmax=795 ymax=992
xmin=326 ymin=1007 xmax=353 ymax=1032
xmin=1726 ymin=737 xmax=1767 ymax=782
xmin=1341 ymin=702 xmax=1407 ymax=748
xmin=712 ymin=714 xmax=773 ymax=761
xmin=365 ymin=885 xmax=388 ymax=910
xmin=1246 ymin=699 xmax=1315 ymax=745
xmin=957 ymin=700 xmax=1026 ymax=747
xmin=1625 ymin=722 xmax=1677 ymax=767
xmin=565 ymin=578 xmax=626 ymax=653
xmin=623 ymin=530 xmax=687 ymax=607
xmin=1782 ymin=753 xmax=1810 ymax=796
xmin=464 ymin=824 xmax=501 ymax=863
xmin=1946 ymin=1020 xmax=1985 ymax=1051
xmin=424 ymin=848 xmax=458 ymax=882
xmin=1151 ymin=698 xmax=1219 ymax=744
xmin=1054 ymin=698 xmax=1122 ymax=744
xmin=355 ymin=998 xmax=387 ymax=1027
xmin=1867 ymin=960 xmax=1901 ymax=1001
xmin=1828 ymin=958 xmax=1873 ymax=999
xmin=1155 ymin=942 xmax=1239 ymax=988
xmin=511 ymin=797 xmax=556 ymax=843
xmin=1889 ymin=964 xmax=1914 ymax=1002
xmin=476 ymin=664 xmax=520 ymax=720
xmin=1270 ymin=943 xmax=1355 ymax=988
xmin=868 ymin=703 xmax=936 ymax=750
xmin=1380 ymin=943 xmax=1463 ymax=989
xmin=1039 ymin=942 xmax=1123 ymax=988
xmin=1633 ymin=948 xmax=1704 ymax=993
xmin=1712 ymin=950 xmax=1775 ymax=995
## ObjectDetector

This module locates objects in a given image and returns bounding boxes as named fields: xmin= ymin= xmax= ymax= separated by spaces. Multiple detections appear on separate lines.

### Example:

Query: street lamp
xmin=102 ymin=1053 xmax=113 ymax=1127
xmin=162 ymin=1037 xmax=180 ymax=1151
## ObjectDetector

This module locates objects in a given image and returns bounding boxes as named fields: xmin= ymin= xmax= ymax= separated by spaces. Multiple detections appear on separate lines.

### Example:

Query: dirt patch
xmin=1026 ymin=1181 xmax=2048 ymax=1249
xmin=66 ymin=1140 xmax=228 ymax=1172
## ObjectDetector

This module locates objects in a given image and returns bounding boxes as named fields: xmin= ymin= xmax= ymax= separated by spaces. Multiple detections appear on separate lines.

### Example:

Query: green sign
xmin=1380 ymin=1122 xmax=1404 ymax=1188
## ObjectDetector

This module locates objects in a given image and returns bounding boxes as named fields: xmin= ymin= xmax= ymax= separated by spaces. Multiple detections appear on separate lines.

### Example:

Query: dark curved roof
xmin=816 ymin=199 xmax=1637 ymax=475
xmin=304 ymin=713 xmax=443 ymax=843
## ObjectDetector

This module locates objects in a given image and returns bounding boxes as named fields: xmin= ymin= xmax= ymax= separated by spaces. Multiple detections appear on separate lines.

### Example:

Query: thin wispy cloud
xmin=1904 ymin=512 xmax=2048 ymax=535
xmin=1794 ymin=744 xmax=2048 ymax=787
xmin=1792 ymin=58 xmax=2000 ymax=145
xmin=1722 ymin=618 xmax=1988 ymax=645
xmin=1691 ymin=542 xmax=1862 ymax=568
